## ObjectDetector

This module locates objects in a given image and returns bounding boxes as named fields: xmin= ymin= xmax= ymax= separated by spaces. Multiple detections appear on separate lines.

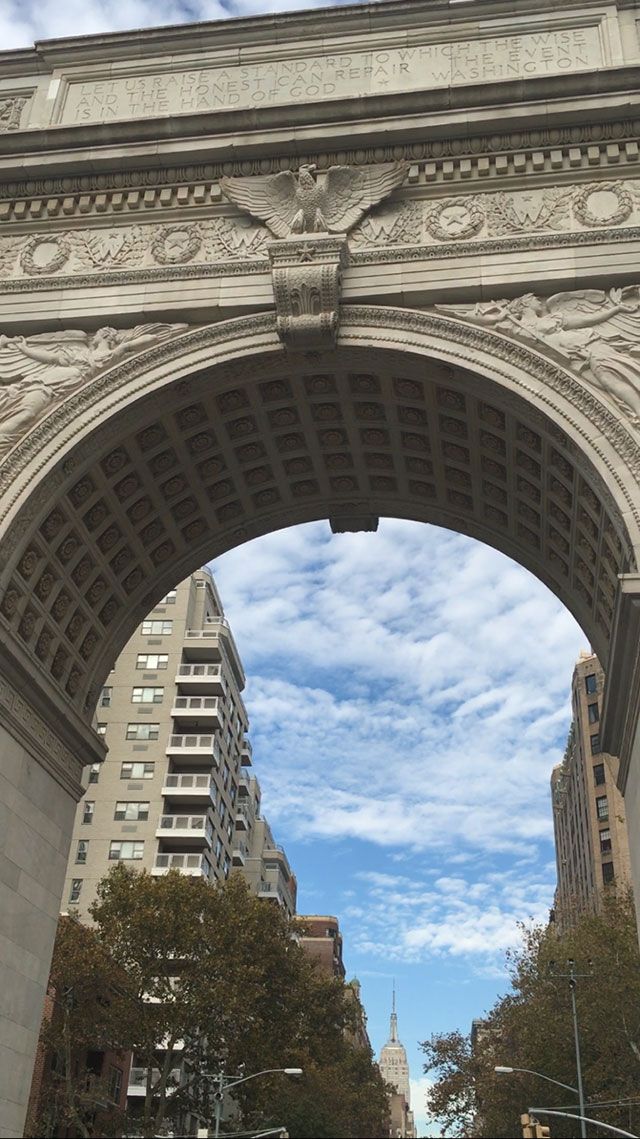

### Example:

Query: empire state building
xmin=378 ymin=990 xmax=417 ymax=1138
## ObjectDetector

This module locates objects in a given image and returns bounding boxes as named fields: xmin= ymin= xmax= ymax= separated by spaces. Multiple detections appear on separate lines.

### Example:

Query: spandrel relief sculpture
xmin=438 ymin=287 xmax=640 ymax=425
xmin=0 ymin=324 xmax=188 ymax=458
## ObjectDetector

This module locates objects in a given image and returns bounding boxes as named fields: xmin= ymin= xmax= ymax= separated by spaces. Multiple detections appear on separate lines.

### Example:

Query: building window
xmin=131 ymin=687 xmax=164 ymax=704
xmin=585 ymin=673 xmax=598 ymax=695
xmin=96 ymin=722 xmax=107 ymax=735
xmin=158 ymin=590 xmax=177 ymax=605
xmin=82 ymin=801 xmax=94 ymax=825
xmin=590 ymin=733 xmax=602 ymax=755
xmin=114 ymin=801 xmax=150 ymax=821
xmin=599 ymin=828 xmax=612 ymax=853
xmin=109 ymin=841 xmax=144 ymax=860
xmin=69 ymin=879 xmax=83 ymax=903
xmin=76 ymin=840 xmax=89 ymax=864
xmin=141 ymin=620 xmax=173 ymax=635
xmin=136 ymin=654 xmax=169 ymax=670
xmin=596 ymin=795 xmax=609 ymax=821
xmin=121 ymin=762 xmax=155 ymax=779
xmin=593 ymin=763 xmax=605 ymax=786
xmin=108 ymin=1066 xmax=123 ymax=1104
xmin=100 ymin=687 xmax=112 ymax=707
xmin=602 ymin=861 xmax=615 ymax=884
xmin=88 ymin=762 xmax=101 ymax=783
xmin=587 ymin=703 xmax=599 ymax=724
xmin=126 ymin=723 xmax=160 ymax=741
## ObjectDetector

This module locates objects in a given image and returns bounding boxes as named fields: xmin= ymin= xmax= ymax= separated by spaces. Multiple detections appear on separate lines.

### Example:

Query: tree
xmin=24 ymin=915 xmax=137 ymax=1138
xmin=31 ymin=867 xmax=389 ymax=1138
xmin=421 ymin=890 xmax=640 ymax=1138
xmin=90 ymin=866 xmax=384 ymax=1138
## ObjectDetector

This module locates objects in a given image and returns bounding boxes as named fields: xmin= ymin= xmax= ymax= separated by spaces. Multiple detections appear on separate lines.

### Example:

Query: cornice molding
xmin=1 ymin=129 xmax=638 ymax=215
xmin=0 ymin=0 xmax=625 ymax=68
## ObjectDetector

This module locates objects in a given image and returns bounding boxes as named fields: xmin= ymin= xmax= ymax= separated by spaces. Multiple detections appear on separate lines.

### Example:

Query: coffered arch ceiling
xmin=0 ymin=306 xmax=637 ymax=722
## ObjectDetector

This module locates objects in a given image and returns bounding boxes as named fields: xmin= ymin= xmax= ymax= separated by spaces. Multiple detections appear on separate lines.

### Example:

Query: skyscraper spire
xmin=390 ymin=979 xmax=398 ymax=1042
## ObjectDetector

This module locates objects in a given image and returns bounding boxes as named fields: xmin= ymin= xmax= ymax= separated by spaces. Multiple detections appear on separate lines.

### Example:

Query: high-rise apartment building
xmin=62 ymin=568 xmax=296 ymax=920
xmin=241 ymin=780 xmax=297 ymax=915
xmin=61 ymin=567 xmax=297 ymax=1112
xmin=551 ymin=651 xmax=632 ymax=926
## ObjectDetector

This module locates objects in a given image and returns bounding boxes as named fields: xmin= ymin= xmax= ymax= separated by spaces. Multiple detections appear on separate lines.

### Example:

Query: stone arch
xmin=1 ymin=304 xmax=638 ymax=732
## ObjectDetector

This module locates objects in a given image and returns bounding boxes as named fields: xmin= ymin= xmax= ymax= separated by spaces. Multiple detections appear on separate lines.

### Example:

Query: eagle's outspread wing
xmin=219 ymin=171 xmax=299 ymax=238
xmin=321 ymin=162 xmax=409 ymax=233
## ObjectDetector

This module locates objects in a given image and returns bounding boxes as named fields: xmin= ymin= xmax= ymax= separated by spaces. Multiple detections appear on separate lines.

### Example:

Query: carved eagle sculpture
xmin=219 ymin=162 xmax=409 ymax=238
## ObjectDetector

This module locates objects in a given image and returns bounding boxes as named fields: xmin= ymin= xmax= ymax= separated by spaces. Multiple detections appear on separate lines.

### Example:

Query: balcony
xmin=175 ymin=662 xmax=228 ymax=695
xmin=127 ymin=1066 xmax=182 ymax=1096
xmin=232 ymin=840 xmax=248 ymax=866
xmin=241 ymin=738 xmax=253 ymax=767
xmin=152 ymin=852 xmax=212 ymax=877
xmin=183 ymin=621 xmax=245 ymax=688
xmin=235 ymin=804 xmax=253 ymax=831
xmin=263 ymin=845 xmax=293 ymax=879
xmin=166 ymin=733 xmax=221 ymax=766
xmin=162 ymin=772 xmax=216 ymax=802
xmin=171 ymin=695 xmax=223 ymax=728
xmin=156 ymin=813 xmax=214 ymax=844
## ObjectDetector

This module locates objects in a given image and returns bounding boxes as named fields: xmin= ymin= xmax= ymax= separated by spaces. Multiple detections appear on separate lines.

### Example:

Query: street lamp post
xmin=495 ymin=1065 xmax=580 ymax=1098
xmin=549 ymin=957 xmax=591 ymax=1139
xmin=207 ymin=1066 xmax=303 ymax=1138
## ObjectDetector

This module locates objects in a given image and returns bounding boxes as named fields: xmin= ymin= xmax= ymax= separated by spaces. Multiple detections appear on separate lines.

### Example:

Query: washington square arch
xmin=3 ymin=0 xmax=640 ymax=1130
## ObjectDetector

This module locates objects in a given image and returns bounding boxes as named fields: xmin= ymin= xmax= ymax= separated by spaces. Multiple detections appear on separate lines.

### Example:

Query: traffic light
xmin=520 ymin=1114 xmax=551 ymax=1138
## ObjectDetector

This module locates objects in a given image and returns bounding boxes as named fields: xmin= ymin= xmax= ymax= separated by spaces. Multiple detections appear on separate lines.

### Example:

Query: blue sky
xmin=1 ymin=3 xmax=590 ymax=1130
xmin=211 ymin=519 xmax=587 ymax=1134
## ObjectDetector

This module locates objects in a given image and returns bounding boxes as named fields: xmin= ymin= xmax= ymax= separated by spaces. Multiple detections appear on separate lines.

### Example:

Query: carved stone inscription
xmin=60 ymin=26 xmax=601 ymax=123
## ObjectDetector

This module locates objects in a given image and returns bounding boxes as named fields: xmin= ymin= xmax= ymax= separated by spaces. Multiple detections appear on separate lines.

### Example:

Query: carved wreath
xmin=425 ymin=198 xmax=485 ymax=241
xmin=20 ymin=236 xmax=69 ymax=276
xmin=151 ymin=224 xmax=202 ymax=265
xmin=573 ymin=182 xmax=633 ymax=228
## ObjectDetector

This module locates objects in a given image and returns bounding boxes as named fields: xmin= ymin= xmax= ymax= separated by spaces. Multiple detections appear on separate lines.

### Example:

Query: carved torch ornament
xmin=220 ymin=162 xmax=408 ymax=349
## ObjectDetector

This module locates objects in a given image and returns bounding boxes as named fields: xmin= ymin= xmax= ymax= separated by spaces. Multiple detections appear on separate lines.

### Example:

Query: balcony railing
xmin=157 ymin=812 xmax=211 ymax=832
xmin=177 ymin=662 xmax=222 ymax=678
xmin=171 ymin=696 xmax=223 ymax=724
xmin=162 ymin=773 xmax=215 ymax=797
xmin=166 ymin=734 xmax=220 ymax=763
xmin=152 ymin=852 xmax=212 ymax=877
xmin=235 ymin=804 xmax=253 ymax=830
xmin=185 ymin=620 xmax=231 ymax=638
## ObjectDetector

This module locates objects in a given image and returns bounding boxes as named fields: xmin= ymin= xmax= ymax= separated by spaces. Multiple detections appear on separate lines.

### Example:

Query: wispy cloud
xmin=0 ymin=0 xmax=340 ymax=50
xmin=213 ymin=519 xmax=586 ymax=967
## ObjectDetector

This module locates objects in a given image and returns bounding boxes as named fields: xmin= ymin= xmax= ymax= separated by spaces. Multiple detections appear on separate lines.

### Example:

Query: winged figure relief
xmin=219 ymin=162 xmax=409 ymax=238
xmin=437 ymin=287 xmax=640 ymax=424
xmin=0 ymin=323 xmax=187 ymax=458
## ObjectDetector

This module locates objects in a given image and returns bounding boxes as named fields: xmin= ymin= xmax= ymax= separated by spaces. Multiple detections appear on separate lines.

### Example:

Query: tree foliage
xmin=30 ymin=866 xmax=389 ymax=1138
xmin=25 ymin=915 xmax=137 ymax=1138
xmin=421 ymin=889 xmax=640 ymax=1138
